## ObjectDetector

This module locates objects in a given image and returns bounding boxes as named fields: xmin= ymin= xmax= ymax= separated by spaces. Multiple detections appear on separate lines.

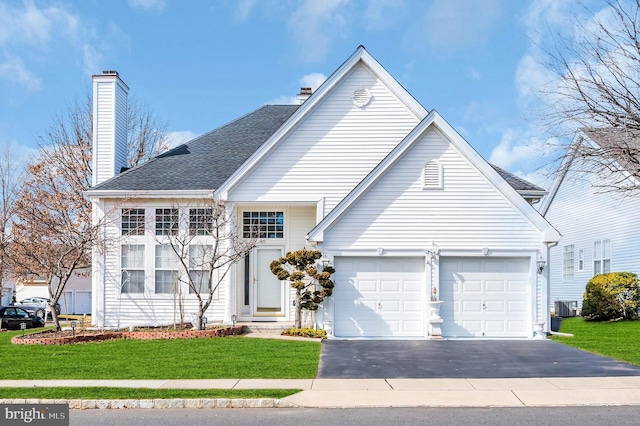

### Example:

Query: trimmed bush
xmin=582 ymin=272 xmax=640 ymax=321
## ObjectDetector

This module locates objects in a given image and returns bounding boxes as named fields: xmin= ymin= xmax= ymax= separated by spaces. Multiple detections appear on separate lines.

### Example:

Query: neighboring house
xmin=541 ymin=129 xmax=640 ymax=313
xmin=14 ymin=270 xmax=92 ymax=315
xmin=1 ymin=280 xmax=15 ymax=306
xmin=86 ymin=46 xmax=559 ymax=338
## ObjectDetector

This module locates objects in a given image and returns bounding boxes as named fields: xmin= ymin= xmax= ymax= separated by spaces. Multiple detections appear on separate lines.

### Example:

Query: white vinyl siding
xmin=323 ymin=128 xmax=542 ymax=250
xmin=93 ymin=77 xmax=128 ymax=186
xmin=545 ymin=152 xmax=640 ymax=308
xmin=97 ymin=199 xmax=228 ymax=328
xmin=228 ymin=63 xmax=421 ymax=214
xmin=563 ymin=245 xmax=574 ymax=281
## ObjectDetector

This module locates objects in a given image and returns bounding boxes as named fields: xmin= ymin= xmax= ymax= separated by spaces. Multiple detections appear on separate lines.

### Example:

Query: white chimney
xmin=92 ymin=70 xmax=129 ymax=187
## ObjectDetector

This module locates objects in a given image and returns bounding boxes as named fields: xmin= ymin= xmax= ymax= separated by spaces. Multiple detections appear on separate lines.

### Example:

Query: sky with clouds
xmin=0 ymin=0 xmax=613 ymax=188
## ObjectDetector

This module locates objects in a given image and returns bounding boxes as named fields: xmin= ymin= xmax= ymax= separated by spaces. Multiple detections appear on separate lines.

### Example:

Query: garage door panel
xmin=334 ymin=257 xmax=425 ymax=338
xmin=484 ymin=300 xmax=505 ymax=313
xmin=508 ymin=280 xmax=528 ymax=293
xmin=381 ymin=280 xmax=400 ymax=292
xmin=485 ymin=281 xmax=505 ymax=292
xmin=440 ymin=257 xmax=531 ymax=338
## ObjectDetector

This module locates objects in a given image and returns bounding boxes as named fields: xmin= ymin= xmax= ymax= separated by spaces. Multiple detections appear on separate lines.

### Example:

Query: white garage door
xmin=75 ymin=292 xmax=92 ymax=314
xmin=440 ymin=257 xmax=531 ymax=338
xmin=334 ymin=257 xmax=425 ymax=338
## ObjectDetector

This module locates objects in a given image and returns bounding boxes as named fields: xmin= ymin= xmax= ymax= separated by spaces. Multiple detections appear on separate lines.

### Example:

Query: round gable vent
xmin=352 ymin=88 xmax=372 ymax=108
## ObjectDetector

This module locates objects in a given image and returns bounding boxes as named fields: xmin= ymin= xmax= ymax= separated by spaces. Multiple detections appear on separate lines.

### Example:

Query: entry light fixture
xmin=231 ymin=314 xmax=237 ymax=327
xmin=536 ymin=253 xmax=546 ymax=274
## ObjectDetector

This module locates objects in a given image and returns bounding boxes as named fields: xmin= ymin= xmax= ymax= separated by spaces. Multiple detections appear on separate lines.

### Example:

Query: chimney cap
xmin=102 ymin=70 xmax=119 ymax=76
xmin=299 ymin=87 xmax=312 ymax=95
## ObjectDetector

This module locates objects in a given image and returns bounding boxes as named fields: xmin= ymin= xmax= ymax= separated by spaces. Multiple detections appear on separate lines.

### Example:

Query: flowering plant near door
xmin=270 ymin=248 xmax=335 ymax=329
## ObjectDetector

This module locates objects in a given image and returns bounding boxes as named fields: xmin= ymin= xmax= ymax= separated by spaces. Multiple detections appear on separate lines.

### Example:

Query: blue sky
xmin=0 ymin=0 xmax=609 ymax=188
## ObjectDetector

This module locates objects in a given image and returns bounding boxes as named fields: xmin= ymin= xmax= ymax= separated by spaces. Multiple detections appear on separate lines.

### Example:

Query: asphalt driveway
xmin=317 ymin=340 xmax=640 ymax=378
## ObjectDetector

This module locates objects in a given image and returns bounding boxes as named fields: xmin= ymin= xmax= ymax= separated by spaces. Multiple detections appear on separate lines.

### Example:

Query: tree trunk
xmin=49 ymin=304 xmax=61 ymax=331
xmin=295 ymin=289 xmax=302 ymax=329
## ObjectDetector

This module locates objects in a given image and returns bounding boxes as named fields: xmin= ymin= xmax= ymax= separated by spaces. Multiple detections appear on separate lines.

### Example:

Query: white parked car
xmin=15 ymin=297 xmax=61 ymax=318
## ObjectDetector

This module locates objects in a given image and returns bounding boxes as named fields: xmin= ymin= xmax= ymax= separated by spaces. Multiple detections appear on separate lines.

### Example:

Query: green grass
xmin=0 ymin=330 xmax=321 ymax=379
xmin=0 ymin=387 xmax=299 ymax=400
xmin=552 ymin=317 xmax=640 ymax=366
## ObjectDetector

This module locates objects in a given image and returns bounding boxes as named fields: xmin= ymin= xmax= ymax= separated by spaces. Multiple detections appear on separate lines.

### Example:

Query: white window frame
xmin=578 ymin=249 xmax=584 ymax=271
xmin=593 ymin=239 xmax=611 ymax=275
xmin=121 ymin=244 xmax=145 ymax=294
xmin=155 ymin=245 xmax=179 ymax=294
xmin=563 ymin=244 xmax=574 ymax=281
xmin=242 ymin=211 xmax=284 ymax=239
xmin=122 ymin=208 xmax=145 ymax=236
xmin=188 ymin=244 xmax=215 ymax=296
xmin=155 ymin=208 xmax=178 ymax=236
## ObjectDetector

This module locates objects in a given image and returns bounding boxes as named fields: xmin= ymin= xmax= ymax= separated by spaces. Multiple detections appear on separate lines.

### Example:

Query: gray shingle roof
xmin=490 ymin=164 xmax=545 ymax=193
xmin=90 ymin=103 xmax=541 ymax=197
xmin=90 ymin=105 xmax=300 ymax=191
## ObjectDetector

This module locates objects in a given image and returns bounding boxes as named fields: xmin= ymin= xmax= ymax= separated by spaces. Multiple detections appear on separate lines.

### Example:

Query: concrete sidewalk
xmin=2 ymin=377 xmax=640 ymax=407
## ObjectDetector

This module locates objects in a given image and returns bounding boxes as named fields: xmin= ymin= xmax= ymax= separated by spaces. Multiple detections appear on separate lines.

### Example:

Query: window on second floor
xmin=578 ymin=249 xmax=584 ymax=271
xmin=594 ymin=239 xmax=611 ymax=275
xmin=122 ymin=208 xmax=145 ymax=236
xmin=563 ymin=244 xmax=574 ymax=281
xmin=242 ymin=211 xmax=284 ymax=239
xmin=155 ymin=208 xmax=178 ymax=236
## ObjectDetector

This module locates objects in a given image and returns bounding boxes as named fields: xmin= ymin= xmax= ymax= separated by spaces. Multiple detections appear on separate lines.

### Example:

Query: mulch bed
xmin=11 ymin=325 xmax=244 ymax=345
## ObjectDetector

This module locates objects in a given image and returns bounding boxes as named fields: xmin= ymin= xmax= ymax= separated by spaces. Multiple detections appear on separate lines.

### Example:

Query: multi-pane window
xmin=155 ymin=208 xmax=178 ymax=236
xmin=594 ymin=239 xmax=612 ymax=275
xmin=189 ymin=208 xmax=213 ymax=236
xmin=563 ymin=245 xmax=574 ymax=281
xmin=578 ymin=249 xmax=584 ymax=271
xmin=121 ymin=245 xmax=145 ymax=293
xmin=122 ymin=209 xmax=145 ymax=236
xmin=243 ymin=211 xmax=284 ymax=238
xmin=189 ymin=245 xmax=213 ymax=294
xmin=155 ymin=245 xmax=178 ymax=294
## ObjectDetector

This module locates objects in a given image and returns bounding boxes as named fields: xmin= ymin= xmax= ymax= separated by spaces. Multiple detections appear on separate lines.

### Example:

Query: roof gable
xmin=308 ymin=111 xmax=560 ymax=243
xmin=215 ymin=45 xmax=428 ymax=199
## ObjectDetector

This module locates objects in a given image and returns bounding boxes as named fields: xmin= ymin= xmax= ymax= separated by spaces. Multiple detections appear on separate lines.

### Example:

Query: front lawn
xmin=552 ymin=317 xmax=640 ymax=366
xmin=0 ymin=330 xmax=321 ymax=379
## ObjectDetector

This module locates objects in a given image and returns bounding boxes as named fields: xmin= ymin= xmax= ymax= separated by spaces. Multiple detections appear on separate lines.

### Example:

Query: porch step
xmin=240 ymin=322 xmax=295 ymax=335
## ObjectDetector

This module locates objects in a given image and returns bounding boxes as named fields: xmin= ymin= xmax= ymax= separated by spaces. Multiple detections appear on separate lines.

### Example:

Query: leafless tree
xmin=157 ymin=200 xmax=259 ymax=330
xmin=7 ymin=91 xmax=167 ymax=330
xmin=0 ymin=145 xmax=26 ymax=303
xmin=540 ymin=0 xmax=640 ymax=193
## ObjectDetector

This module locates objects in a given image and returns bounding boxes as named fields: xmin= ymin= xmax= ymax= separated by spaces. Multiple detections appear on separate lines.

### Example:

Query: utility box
xmin=554 ymin=300 xmax=578 ymax=317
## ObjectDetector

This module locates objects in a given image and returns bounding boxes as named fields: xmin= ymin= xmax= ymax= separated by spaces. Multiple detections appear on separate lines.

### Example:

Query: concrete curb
xmin=0 ymin=398 xmax=299 ymax=409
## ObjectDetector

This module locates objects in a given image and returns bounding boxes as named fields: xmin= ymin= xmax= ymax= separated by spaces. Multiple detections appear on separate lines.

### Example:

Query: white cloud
xmin=467 ymin=67 xmax=481 ymax=81
xmin=128 ymin=0 xmax=167 ymax=14
xmin=165 ymin=131 xmax=201 ymax=149
xmin=363 ymin=0 xmax=405 ymax=30
xmin=288 ymin=0 xmax=349 ymax=63
xmin=0 ymin=56 xmax=42 ymax=91
xmin=234 ymin=0 xmax=257 ymax=22
xmin=412 ymin=0 xmax=501 ymax=52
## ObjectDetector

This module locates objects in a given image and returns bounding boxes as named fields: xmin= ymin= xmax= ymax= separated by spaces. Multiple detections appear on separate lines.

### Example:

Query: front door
xmin=252 ymin=247 xmax=285 ymax=317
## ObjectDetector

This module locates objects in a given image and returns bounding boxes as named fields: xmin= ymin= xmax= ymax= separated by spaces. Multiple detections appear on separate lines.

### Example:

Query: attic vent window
xmin=423 ymin=161 xmax=443 ymax=189
xmin=352 ymin=88 xmax=372 ymax=108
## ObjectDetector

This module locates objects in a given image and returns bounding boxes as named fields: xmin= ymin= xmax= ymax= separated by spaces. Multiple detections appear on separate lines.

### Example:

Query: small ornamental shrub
xmin=270 ymin=248 xmax=335 ymax=329
xmin=582 ymin=272 xmax=640 ymax=321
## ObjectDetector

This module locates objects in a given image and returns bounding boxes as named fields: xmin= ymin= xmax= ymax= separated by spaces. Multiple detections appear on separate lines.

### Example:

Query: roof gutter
xmin=83 ymin=189 xmax=216 ymax=199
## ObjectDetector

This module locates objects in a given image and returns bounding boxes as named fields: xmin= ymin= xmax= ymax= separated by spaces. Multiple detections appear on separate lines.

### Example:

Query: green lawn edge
xmin=0 ymin=329 xmax=321 ymax=380
xmin=551 ymin=317 xmax=640 ymax=366
xmin=0 ymin=387 xmax=300 ymax=400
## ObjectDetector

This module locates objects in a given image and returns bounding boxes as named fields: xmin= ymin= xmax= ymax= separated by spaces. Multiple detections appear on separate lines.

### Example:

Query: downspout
xmin=544 ymin=241 xmax=558 ymax=334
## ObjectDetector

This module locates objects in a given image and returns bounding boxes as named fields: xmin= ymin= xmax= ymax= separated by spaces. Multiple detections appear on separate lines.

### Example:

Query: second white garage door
xmin=334 ymin=257 xmax=425 ymax=338
xmin=439 ymin=257 xmax=531 ymax=338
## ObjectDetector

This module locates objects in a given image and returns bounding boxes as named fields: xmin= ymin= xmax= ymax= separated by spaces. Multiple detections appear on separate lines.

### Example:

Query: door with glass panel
xmin=252 ymin=247 xmax=285 ymax=317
